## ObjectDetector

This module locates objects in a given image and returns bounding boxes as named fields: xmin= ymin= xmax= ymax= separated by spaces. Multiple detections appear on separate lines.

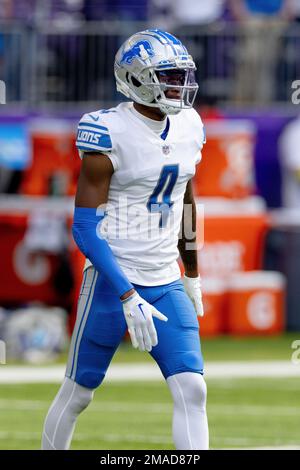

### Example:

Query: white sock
xmin=41 ymin=377 xmax=94 ymax=450
xmin=167 ymin=372 xmax=209 ymax=450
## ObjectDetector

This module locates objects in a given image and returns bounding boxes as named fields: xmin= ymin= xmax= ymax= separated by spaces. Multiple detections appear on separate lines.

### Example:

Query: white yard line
xmin=0 ymin=361 xmax=299 ymax=384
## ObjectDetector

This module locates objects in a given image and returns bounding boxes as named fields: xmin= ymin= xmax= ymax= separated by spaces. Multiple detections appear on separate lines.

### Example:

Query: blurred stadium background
xmin=0 ymin=0 xmax=300 ymax=450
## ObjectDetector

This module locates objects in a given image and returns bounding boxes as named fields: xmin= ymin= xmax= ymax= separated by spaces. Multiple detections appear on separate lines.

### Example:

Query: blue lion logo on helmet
xmin=120 ymin=40 xmax=155 ymax=65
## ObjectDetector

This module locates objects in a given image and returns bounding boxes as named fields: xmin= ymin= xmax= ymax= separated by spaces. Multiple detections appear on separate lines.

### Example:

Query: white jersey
xmin=76 ymin=102 xmax=205 ymax=286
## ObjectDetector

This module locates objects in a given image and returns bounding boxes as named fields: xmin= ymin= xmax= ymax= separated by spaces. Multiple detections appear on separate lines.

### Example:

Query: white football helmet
xmin=114 ymin=29 xmax=199 ymax=115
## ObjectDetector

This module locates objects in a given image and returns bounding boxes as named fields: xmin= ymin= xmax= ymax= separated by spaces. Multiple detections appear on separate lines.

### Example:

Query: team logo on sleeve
xmin=120 ymin=41 xmax=155 ymax=65
xmin=77 ymin=129 xmax=102 ymax=145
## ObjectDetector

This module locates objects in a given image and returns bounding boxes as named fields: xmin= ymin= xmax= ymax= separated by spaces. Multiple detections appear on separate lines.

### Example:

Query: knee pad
xmin=167 ymin=372 xmax=207 ymax=410
xmin=63 ymin=377 xmax=94 ymax=414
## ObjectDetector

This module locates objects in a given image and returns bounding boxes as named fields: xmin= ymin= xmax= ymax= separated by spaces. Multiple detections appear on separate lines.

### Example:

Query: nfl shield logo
xmin=162 ymin=144 xmax=170 ymax=155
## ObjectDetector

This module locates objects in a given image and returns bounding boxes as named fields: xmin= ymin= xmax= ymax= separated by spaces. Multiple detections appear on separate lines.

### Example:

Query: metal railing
xmin=0 ymin=21 xmax=300 ymax=109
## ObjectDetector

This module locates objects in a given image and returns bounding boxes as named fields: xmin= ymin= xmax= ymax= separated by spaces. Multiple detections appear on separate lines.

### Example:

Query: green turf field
xmin=0 ymin=377 xmax=300 ymax=450
xmin=0 ymin=334 xmax=300 ymax=450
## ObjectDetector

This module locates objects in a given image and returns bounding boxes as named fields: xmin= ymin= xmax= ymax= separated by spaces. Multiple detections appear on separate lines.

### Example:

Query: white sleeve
xmin=189 ymin=108 xmax=206 ymax=164
xmin=75 ymin=112 xmax=119 ymax=171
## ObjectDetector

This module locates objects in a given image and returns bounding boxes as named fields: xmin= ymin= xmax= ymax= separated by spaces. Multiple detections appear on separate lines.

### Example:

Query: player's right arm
xmin=73 ymin=152 xmax=167 ymax=351
xmin=73 ymin=152 xmax=135 ymax=300
xmin=73 ymin=113 xmax=167 ymax=351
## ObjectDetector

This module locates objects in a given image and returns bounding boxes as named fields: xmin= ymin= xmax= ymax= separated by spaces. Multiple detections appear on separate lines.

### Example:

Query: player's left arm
xmin=178 ymin=180 xmax=204 ymax=316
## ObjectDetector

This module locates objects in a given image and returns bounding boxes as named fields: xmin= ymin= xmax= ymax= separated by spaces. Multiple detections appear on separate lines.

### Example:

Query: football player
xmin=42 ymin=29 xmax=208 ymax=450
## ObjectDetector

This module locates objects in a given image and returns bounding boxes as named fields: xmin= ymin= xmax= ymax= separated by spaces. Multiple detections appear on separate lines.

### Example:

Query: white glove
xmin=183 ymin=274 xmax=204 ymax=317
xmin=122 ymin=292 xmax=168 ymax=352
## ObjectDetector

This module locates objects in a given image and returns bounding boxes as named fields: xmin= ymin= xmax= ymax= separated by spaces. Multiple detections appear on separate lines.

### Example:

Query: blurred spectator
xmin=279 ymin=116 xmax=300 ymax=208
xmin=150 ymin=0 xmax=225 ymax=31
xmin=111 ymin=0 xmax=149 ymax=21
xmin=46 ymin=0 xmax=85 ymax=27
xmin=0 ymin=0 xmax=39 ymax=24
xmin=230 ymin=0 xmax=293 ymax=18
xmin=0 ymin=0 xmax=12 ymax=19
xmin=0 ymin=0 xmax=86 ymax=25
xmin=150 ymin=0 xmax=226 ymax=101
xmin=84 ymin=0 xmax=149 ymax=21
xmin=290 ymin=0 xmax=300 ymax=20
xmin=229 ymin=0 xmax=295 ymax=104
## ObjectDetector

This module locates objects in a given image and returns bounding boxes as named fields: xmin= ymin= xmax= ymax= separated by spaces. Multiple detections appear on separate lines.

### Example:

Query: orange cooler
xmin=199 ymin=278 xmax=227 ymax=337
xmin=227 ymin=271 xmax=285 ymax=335
xmin=194 ymin=120 xmax=256 ymax=198
xmin=196 ymin=200 xmax=270 ymax=278
xmin=20 ymin=119 xmax=80 ymax=196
